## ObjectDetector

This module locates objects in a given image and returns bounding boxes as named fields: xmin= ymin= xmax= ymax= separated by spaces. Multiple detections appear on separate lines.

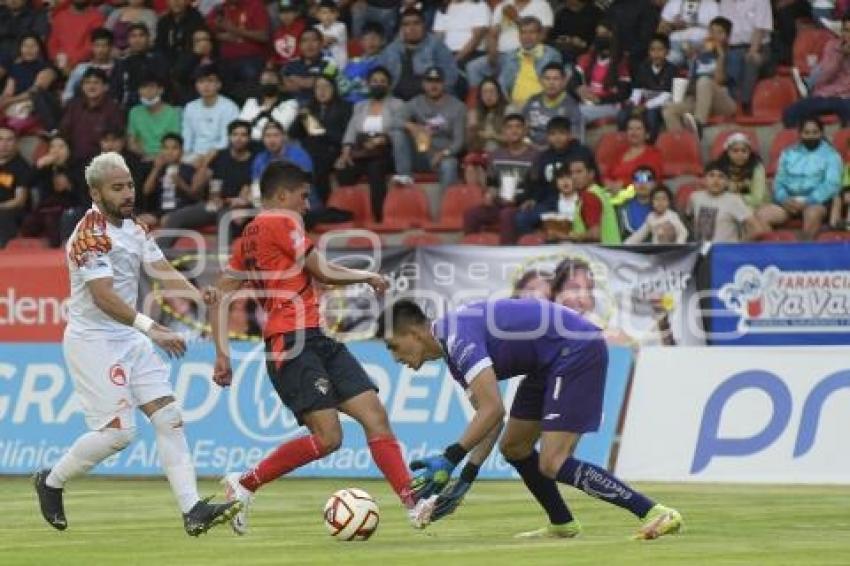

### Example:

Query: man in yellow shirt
xmin=500 ymin=17 xmax=563 ymax=106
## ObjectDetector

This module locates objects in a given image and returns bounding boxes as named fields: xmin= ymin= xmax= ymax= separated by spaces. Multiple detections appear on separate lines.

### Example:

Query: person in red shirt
xmin=47 ymin=0 xmax=106 ymax=72
xmin=271 ymin=0 xmax=306 ymax=68
xmin=604 ymin=115 xmax=663 ymax=190
xmin=206 ymin=0 xmax=270 ymax=97
xmin=209 ymin=162 xmax=435 ymax=535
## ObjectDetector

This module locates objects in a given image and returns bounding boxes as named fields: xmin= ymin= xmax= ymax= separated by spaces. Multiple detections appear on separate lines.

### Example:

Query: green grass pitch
xmin=3 ymin=477 xmax=850 ymax=565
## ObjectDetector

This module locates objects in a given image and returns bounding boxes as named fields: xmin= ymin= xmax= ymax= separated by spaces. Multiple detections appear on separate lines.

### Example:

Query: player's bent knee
xmin=316 ymin=430 xmax=343 ymax=454
xmin=103 ymin=426 xmax=136 ymax=451
xmin=499 ymin=438 xmax=533 ymax=461
xmin=151 ymin=403 xmax=184 ymax=433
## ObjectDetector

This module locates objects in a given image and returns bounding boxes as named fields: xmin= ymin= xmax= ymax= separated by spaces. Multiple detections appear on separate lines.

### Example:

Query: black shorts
xmin=265 ymin=329 xmax=377 ymax=424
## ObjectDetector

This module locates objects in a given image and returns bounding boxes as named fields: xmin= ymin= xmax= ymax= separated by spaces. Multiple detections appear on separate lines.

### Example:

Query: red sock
xmin=239 ymin=434 xmax=324 ymax=492
xmin=368 ymin=435 xmax=415 ymax=508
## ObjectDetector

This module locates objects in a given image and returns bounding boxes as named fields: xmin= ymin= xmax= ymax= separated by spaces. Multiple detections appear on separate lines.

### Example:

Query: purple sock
xmin=556 ymin=457 xmax=655 ymax=518
xmin=507 ymin=451 xmax=574 ymax=525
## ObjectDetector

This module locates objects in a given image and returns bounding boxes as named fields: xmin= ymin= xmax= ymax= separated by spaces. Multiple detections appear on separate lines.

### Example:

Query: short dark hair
xmin=362 ymin=22 xmax=385 ymax=37
xmin=541 ymin=62 xmax=565 ymax=76
xmin=194 ymin=64 xmax=221 ymax=81
xmin=259 ymin=162 xmax=310 ymax=199
xmin=91 ymin=28 xmax=114 ymax=44
xmin=704 ymin=160 xmax=728 ymax=176
xmin=650 ymin=185 xmax=676 ymax=210
xmin=300 ymin=28 xmax=323 ymax=42
xmin=127 ymin=22 xmax=150 ymax=36
xmin=400 ymin=7 xmax=424 ymax=22
xmin=376 ymin=299 xmax=429 ymax=340
xmin=547 ymin=116 xmax=571 ymax=132
xmin=649 ymin=33 xmax=670 ymax=51
xmin=554 ymin=166 xmax=572 ymax=180
xmin=503 ymin=113 xmax=526 ymax=126
xmin=81 ymin=66 xmax=109 ymax=83
xmin=518 ymin=15 xmax=543 ymax=30
xmin=513 ymin=269 xmax=552 ymax=297
xmin=709 ymin=16 xmax=732 ymax=36
xmin=367 ymin=65 xmax=392 ymax=82
xmin=162 ymin=132 xmax=184 ymax=147
xmin=568 ymin=156 xmax=599 ymax=178
xmin=100 ymin=127 xmax=125 ymax=140
xmin=317 ymin=0 xmax=337 ymax=10
xmin=228 ymin=119 xmax=252 ymax=135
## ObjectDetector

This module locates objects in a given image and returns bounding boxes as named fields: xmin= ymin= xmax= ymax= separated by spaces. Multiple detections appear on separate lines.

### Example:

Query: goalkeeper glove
xmin=409 ymin=443 xmax=467 ymax=499
xmin=431 ymin=463 xmax=479 ymax=521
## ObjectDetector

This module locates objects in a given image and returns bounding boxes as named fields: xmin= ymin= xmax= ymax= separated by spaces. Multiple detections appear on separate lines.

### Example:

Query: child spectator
xmin=616 ymin=166 xmax=655 ymax=240
xmin=617 ymin=33 xmax=675 ymax=143
xmin=715 ymin=132 xmax=768 ymax=209
xmin=141 ymin=133 xmax=198 ymax=226
xmin=662 ymin=16 xmax=736 ymax=138
xmin=688 ymin=161 xmax=765 ymax=242
xmin=315 ymin=1 xmax=347 ymax=69
xmin=625 ymin=185 xmax=688 ymax=244
xmin=272 ymin=0 xmax=307 ymax=69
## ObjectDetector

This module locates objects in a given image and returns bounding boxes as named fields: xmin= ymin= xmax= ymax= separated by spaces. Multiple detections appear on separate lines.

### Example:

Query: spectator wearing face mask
xmin=128 ymin=73 xmax=182 ymax=161
xmin=238 ymin=68 xmax=299 ymax=141
xmin=755 ymin=117 xmax=842 ymax=240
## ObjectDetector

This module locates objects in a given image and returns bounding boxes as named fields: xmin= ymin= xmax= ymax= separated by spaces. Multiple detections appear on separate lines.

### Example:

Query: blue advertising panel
xmin=0 ymin=342 xmax=632 ymax=477
xmin=709 ymin=242 xmax=850 ymax=345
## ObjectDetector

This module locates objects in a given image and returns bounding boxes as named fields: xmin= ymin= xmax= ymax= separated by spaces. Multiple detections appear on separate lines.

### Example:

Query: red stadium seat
xmin=833 ymin=128 xmax=850 ymax=159
xmin=674 ymin=182 xmax=701 ymax=213
xmin=793 ymin=27 xmax=834 ymax=75
xmin=755 ymin=230 xmax=799 ymax=242
xmin=2 ymin=237 xmax=49 ymax=251
xmin=656 ymin=131 xmax=702 ymax=177
xmin=595 ymin=132 xmax=629 ymax=179
xmin=429 ymin=184 xmax=485 ymax=231
xmin=367 ymin=184 xmax=431 ymax=232
xmin=735 ymin=77 xmax=798 ymax=126
xmin=517 ymin=232 xmax=546 ymax=246
xmin=766 ymin=129 xmax=799 ymax=176
xmin=710 ymin=128 xmax=761 ymax=160
xmin=346 ymin=235 xmax=382 ymax=248
xmin=460 ymin=232 xmax=500 ymax=245
xmin=402 ymin=232 xmax=443 ymax=246
xmin=816 ymin=231 xmax=850 ymax=242
xmin=327 ymin=185 xmax=373 ymax=225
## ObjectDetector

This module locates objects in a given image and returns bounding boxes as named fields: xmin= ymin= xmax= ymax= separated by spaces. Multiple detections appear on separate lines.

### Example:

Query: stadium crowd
xmin=1 ymin=0 xmax=850 ymax=250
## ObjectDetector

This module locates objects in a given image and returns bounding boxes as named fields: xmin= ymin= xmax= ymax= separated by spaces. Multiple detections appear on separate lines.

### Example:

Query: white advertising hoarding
xmin=617 ymin=347 xmax=850 ymax=484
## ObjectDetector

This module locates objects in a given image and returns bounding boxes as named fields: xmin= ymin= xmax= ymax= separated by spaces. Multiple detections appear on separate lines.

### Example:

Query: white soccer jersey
xmin=65 ymin=207 xmax=164 ymax=339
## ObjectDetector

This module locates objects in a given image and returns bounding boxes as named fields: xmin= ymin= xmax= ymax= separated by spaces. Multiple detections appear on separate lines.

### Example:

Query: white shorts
xmin=63 ymin=331 xmax=173 ymax=430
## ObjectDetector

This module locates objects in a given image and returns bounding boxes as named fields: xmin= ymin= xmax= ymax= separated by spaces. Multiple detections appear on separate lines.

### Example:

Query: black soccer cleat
xmin=34 ymin=469 xmax=67 ymax=531
xmin=183 ymin=497 xmax=242 ymax=537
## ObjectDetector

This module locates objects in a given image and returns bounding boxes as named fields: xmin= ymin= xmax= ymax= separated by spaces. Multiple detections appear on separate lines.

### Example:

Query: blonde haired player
xmin=33 ymin=152 xmax=240 ymax=536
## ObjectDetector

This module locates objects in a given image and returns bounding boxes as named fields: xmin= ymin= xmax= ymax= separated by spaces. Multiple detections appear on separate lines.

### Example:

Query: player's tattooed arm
xmin=457 ymin=368 xmax=505 ymax=454
xmin=466 ymin=389 xmax=504 ymax=469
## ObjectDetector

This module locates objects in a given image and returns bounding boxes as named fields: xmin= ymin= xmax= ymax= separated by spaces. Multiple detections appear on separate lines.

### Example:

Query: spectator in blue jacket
xmin=338 ymin=22 xmax=384 ymax=103
xmin=498 ymin=16 xmax=562 ymax=107
xmin=376 ymin=8 xmax=458 ymax=101
xmin=756 ymin=117 xmax=843 ymax=240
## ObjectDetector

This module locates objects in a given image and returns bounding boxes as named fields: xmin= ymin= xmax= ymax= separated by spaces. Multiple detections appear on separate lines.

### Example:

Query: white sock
xmin=150 ymin=403 xmax=200 ymax=514
xmin=46 ymin=428 xmax=134 ymax=489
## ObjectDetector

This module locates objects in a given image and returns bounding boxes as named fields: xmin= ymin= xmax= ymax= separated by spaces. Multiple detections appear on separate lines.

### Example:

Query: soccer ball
xmin=323 ymin=488 xmax=380 ymax=541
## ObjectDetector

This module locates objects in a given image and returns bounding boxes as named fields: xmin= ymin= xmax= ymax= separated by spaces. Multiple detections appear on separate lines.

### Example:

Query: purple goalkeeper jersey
xmin=431 ymin=298 xmax=603 ymax=389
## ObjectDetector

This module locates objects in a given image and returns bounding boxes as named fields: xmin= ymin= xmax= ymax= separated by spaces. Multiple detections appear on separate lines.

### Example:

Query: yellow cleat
xmin=634 ymin=504 xmax=683 ymax=540
xmin=515 ymin=521 xmax=582 ymax=539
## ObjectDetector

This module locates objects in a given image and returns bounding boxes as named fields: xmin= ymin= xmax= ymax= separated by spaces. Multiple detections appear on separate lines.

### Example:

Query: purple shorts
xmin=509 ymin=338 xmax=607 ymax=432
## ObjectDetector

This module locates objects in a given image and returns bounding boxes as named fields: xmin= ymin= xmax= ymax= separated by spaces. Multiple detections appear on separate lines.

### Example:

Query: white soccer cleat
xmin=221 ymin=472 xmax=254 ymax=536
xmin=408 ymin=495 xmax=437 ymax=529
